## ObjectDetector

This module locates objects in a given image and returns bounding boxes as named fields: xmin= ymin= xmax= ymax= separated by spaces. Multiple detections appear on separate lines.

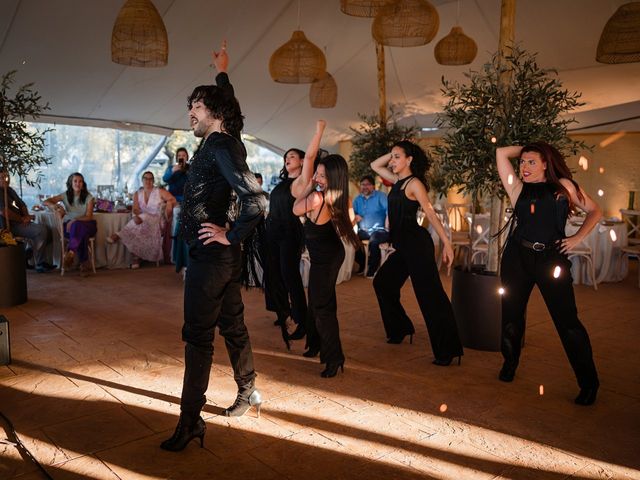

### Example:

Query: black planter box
xmin=451 ymin=265 xmax=502 ymax=352
xmin=0 ymin=243 xmax=28 ymax=308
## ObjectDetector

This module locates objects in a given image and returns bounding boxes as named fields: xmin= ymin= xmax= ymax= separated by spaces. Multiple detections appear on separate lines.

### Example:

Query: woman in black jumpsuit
xmin=293 ymin=121 xmax=360 ymax=377
xmin=496 ymin=143 xmax=600 ymax=405
xmin=264 ymin=148 xmax=307 ymax=344
xmin=371 ymin=141 xmax=463 ymax=366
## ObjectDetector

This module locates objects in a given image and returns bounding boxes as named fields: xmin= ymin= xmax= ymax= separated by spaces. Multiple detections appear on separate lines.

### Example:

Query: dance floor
xmin=1 ymin=262 xmax=639 ymax=479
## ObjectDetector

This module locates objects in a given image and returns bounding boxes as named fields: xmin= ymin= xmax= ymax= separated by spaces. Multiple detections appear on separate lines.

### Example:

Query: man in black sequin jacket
xmin=161 ymin=42 xmax=266 ymax=452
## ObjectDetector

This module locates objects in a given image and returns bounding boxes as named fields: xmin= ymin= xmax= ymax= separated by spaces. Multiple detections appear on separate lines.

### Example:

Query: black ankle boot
xmin=575 ymin=384 xmax=599 ymax=406
xmin=160 ymin=416 xmax=206 ymax=452
xmin=320 ymin=362 xmax=344 ymax=378
xmin=224 ymin=382 xmax=263 ymax=418
xmin=387 ymin=333 xmax=414 ymax=345
xmin=498 ymin=362 xmax=517 ymax=382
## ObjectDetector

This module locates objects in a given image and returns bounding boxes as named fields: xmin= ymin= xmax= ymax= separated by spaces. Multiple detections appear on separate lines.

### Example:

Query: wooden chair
xmin=53 ymin=213 xmax=96 ymax=276
xmin=621 ymin=245 xmax=640 ymax=288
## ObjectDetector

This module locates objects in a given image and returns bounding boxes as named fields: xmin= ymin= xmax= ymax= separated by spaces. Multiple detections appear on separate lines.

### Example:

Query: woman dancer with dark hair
xmin=496 ymin=143 xmax=600 ymax=405
xmin=371 ymin=141 xmax=463 ymax=366
xmin=263 ymin=146 xmax=309 ymax=348
xmin=292 ymin=120 xmax=360 ymax=377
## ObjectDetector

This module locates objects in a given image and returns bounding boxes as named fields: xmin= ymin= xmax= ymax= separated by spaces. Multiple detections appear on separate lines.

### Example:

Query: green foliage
xmin=433 ymin=46 xmax=590 ymax=198
xmin=0 ymin=70 xmax=52 ymax=186
xmin=348 ymin=107 xmax=418 ymax=183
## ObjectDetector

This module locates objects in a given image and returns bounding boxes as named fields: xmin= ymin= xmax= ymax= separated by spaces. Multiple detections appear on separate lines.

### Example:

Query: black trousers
xmin=306 ymin=244 xmax=345 ymax=365
xmin=355 ymin=229 xmax=390 ymax=275
xmin=501 ymin=241 xmax=599 ymax=389
xmin=373 ymin=233 xmax=463 ymax=359
xmin=264 ymin=228 xmax=307 ymax=325
xmin=179 ymin=241 xmax=255 ymax=417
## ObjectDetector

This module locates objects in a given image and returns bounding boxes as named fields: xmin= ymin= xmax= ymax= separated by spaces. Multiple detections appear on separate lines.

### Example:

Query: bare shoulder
xmin=558 ymin=177 xmax=578 ymax=194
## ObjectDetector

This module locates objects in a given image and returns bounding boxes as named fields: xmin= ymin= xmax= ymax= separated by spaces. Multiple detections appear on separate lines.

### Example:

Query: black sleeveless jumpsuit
xmin=373 ymin=176 xmax=463 ymax=360
xmin=264 ymin=177 xmax=307 ymax=327
xmin=501 ymin=182 xmax=599 ymax=389
xmin=304 ymin=195 xmax=346 ymax=365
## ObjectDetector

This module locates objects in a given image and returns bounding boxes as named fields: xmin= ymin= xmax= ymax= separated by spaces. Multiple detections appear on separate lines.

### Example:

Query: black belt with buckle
xmin=520 ymin=239 xmax=555 ymax=251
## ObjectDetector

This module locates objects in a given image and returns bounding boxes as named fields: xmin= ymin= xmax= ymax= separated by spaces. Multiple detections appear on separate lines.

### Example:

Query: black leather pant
xmin=179 ymin=241 xmax=256 ymax=418
xmin=500 ymin=241 xmax=599 ymax=389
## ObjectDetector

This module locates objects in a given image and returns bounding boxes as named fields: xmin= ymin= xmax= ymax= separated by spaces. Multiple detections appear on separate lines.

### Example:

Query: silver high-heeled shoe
xmin=224 ymin=388 xmax=262 ymax=418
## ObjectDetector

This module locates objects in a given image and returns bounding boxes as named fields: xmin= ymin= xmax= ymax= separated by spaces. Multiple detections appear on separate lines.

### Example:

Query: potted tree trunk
xmin=434 ymin=46 xmax=589 ymax=351
xmin=0 ymin=70 xmax=51 ymax=307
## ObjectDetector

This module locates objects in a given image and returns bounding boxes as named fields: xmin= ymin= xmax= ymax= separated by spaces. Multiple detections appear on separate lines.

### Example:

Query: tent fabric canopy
xmin=1 ymin=0 xmax=639 ymax=151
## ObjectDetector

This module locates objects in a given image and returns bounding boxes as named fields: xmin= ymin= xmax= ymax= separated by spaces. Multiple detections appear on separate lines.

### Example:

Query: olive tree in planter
xmin=0 ymin=70 xmax=51 ymax=307
xmin=433 ymin=46 xmax=589 ymax=350
xmin=348 ymin=107 xmax=418 ymax=184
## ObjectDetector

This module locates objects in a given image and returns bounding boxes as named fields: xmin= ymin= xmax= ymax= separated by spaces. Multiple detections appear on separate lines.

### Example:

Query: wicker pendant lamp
xmin=111 ymin=0 xmax=168 ymax=67
xmin=269 ymin=30 xmax=326 ymax=83
xmin=596 ymin=2 xmax=640 ymax=64
xmin=434 ymin=26 xmax=477 ymax=65
xmin=372 ymin=0 xmax=440 ymax=47
xmin=310 ymin=72 xmax=338 ymax=108
xmin=340 ymin=0 xmax=399 ymax=18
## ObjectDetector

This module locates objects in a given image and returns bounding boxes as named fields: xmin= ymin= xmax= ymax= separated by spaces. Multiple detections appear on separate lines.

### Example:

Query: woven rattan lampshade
xmin=596 ymin=2 xmax=640 ymax=64
xmin=372 ymin=0 xmax=439 ymax=47
xmin=309 ymin=72 xmax=338 ymax=108
xmin=111 ymin=0 xmax=168 ymax=67
xmin=269 ymin=30 xmax=327 ymax=83
xmin=434 ymin=26 xmax=477 ymax=65
xmin=340 ymin=0 xmax=399 ymax=18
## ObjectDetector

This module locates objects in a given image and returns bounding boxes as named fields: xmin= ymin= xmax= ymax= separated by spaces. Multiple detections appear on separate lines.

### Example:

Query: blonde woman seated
xmin=107 ymin=171 xmax=176 ymax=268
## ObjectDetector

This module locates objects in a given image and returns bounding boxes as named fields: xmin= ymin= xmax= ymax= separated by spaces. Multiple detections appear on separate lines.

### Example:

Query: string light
xmin=507 ymin=174 xmax=513 ymax=185
xmin=539 ymin=385 xmax=544 ymax=395
xmin=439 ymin=404 xmax=448 ymax=412
xmin=610 ymin=230 xmax=617 ymax=242
xmin=491 ymin=136 xmax=497 ymax=143
xmin=598 ymin=189 xmax=604 ymax=197
xmin=498 ymin=287 xmax=505 ymax=295
xmin=599 ymin=167 xmax=605 ymax=174
xmin=578 ymin=156 xmax=589 ymax=170
xmin=476 ymin=225 xmax=483 ymax=234
xmin=553 ymin=266 xmax=561 ymax=278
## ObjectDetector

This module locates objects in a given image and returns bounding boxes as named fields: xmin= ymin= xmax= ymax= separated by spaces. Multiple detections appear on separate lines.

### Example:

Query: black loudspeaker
xmin=0 ymin=315 xmax=10 ymax=365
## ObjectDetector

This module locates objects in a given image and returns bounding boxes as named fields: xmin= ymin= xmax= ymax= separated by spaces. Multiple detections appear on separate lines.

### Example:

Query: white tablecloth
xmin=300 ymin=240 xmax=355 ymax=288
xmin=565 ymin=221 xmax=628 ymax=285
xmin=34 ymin=211 xmax=132 ymax=269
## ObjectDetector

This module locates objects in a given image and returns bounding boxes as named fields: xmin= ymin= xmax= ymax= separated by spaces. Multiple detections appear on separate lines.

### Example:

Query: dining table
xmin=33 ymin=210 xmax=132 ymax=269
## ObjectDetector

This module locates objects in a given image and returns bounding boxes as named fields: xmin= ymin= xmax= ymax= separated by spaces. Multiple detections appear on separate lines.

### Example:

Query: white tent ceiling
xmin=1 ymin=0 xmax=639 ymax=152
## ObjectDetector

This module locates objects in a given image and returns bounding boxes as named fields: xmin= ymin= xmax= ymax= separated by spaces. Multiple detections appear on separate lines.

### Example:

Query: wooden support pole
xmin=375 ymin=41 xmax=387 ymax=126
xmin=487 ymin=0 xmax=516 ymax=273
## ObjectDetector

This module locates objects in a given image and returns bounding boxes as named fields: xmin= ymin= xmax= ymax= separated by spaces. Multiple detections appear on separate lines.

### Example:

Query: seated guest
xmin=44 ymin=172 xmax=96 ymax=276
xmin=107 ymin=171 xmax=176 ymax=268
xmin=0 ymin=170 xmax=55 ymax=272
xmin=353 ymin=174 xmax=389 ymax=278
xmin=163 ymin=147 xmax=189 ymax=202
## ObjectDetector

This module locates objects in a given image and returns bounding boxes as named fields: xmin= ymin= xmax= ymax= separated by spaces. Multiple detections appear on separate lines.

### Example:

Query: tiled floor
xmin=1 ymin=261 xmax=639 ymax=480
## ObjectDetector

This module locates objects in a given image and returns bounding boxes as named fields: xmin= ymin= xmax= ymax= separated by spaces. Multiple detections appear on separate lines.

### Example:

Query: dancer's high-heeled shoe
xmin=574 ymin=384 xmax=599 ymax=406
xmin=288 ymin=323 xmax=306 ymax=340
xmin=498 ymin=362 xmax=517 ymax=382
xmin=386 ymin=333 xmax=414 ymax=345
xmin=321 ymin=362 xmax=344 ymax=378
xmin=432 ymin=355 xmax=462 ymax=366
xmin=160 ymin=416 xmax=206 ymax=452
xmin=224 ymin=388 xmax=263 ymax=418
xmin=302 ymin=346 xmax=320 ymax=358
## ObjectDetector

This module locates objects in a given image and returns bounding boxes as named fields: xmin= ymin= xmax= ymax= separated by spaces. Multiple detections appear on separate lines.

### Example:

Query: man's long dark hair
xmin=279 ymin=148 xmax=305 ymax=180
xmin=392 ymin=140 xmax=432 ymax=189
xmin=187 ymin=85 xmax=244 ymax=141
xmin=521 ymin=142 xmax=584 ymax=208
xmin=65 ymin=172 xmax=89 ymax=205
xmin=318 ymin=154 xmax=360 ymax=249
